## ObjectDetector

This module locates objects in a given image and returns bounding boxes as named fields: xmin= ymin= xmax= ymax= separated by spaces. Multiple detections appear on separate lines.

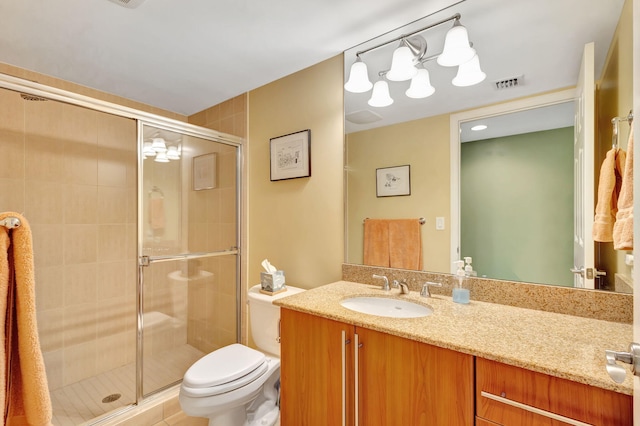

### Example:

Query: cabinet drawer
xmin=476 ymin=358 xmax=631 ymax=426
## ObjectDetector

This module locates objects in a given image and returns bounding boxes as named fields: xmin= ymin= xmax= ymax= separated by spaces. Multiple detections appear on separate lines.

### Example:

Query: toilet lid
xmin=183 ymin=344 xmax=267 ymax=389
xmin=180 ymin=360 xmax=269 ymax=398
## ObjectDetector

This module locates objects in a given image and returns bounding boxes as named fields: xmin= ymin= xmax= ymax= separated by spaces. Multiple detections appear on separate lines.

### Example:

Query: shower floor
xmin=51 ymin=344 xmax=204 ymax=426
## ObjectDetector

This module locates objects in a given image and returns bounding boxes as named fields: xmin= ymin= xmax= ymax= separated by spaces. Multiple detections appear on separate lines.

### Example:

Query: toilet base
xmin=207 ymin=406 xmax=246 ymax=426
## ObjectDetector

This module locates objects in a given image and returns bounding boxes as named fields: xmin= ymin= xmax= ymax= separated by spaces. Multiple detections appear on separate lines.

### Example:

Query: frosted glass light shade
xmin=154 ymin=151 xmax=170 ymax=163
xmin=452 ymin=54 xmax=486 ymax=87
xmin=143 ymin=141 xmax=156 ymax=157
xmin=368 ymin=80 xmax=393 ymax=107
xmin=437 ymin=20 xmax=476 ymax=67
xmin=344 ymin=58 xmax=373 ymax=93
xmin=405 ymin=68 xmax=435 ymax=99
xmin=386 ymin=41 xmax=418 ymax=81
xmin=166 ymin=146 xmax=181 ymax=160
xmin=151 ymin=137 xmax=167 ymax=153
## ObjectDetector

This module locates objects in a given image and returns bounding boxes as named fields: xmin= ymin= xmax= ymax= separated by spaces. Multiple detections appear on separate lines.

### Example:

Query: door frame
xmin=449 ymin=88 xmax=576 ymax=273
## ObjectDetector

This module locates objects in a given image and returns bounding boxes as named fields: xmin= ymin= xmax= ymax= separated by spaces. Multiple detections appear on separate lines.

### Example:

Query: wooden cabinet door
xmin=280 ymin=309 xmax=354 ymax=426
xmin=476 ymin=358 xmax=632 ymax=426
xmin=356 ymin=327 xmax=474 ymax=426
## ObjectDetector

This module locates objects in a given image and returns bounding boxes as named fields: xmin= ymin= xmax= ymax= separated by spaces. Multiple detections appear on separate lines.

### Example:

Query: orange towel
xmin=613 ymin=126 xmax=634 ymax=250
xmin=363 ymin=219 xmax=390 ymax=267
xmin=149 ymin=197 xmax=165 ymax=230
xmin=389 ymin=219 xmax=423 ymax=270
xmin=0 ymin=212 xmax=52 ymax=426
xmin=363 ymin=219 xmax=423 ymax=270
xmin=593 ymin=147 xmax=625 ymax=242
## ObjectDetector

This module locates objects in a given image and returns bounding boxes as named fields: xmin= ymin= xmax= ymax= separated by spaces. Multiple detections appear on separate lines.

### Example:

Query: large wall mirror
xmin=344 ymin=0 xmax=634 ymax=292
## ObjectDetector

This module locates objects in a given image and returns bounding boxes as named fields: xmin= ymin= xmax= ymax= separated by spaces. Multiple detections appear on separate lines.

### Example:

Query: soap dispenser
xmin=452 ymin=260 xmax=470 ymax=304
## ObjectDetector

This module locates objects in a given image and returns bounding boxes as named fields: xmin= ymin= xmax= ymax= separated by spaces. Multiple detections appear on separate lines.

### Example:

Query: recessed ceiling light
xmin=471 ymin=124 xmax=487 ymax=131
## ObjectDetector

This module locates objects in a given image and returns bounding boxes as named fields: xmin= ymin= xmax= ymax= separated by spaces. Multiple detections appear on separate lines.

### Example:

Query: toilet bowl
xmin=179 ymin=284 xmax=304 ymax=426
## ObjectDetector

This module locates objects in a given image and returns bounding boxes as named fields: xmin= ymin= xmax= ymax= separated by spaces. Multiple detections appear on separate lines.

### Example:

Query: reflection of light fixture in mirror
xmin=368 ymin=79 xmax=393 ymax=107
xmin=452 ymin=54 xmax=486 ymax=87
xmin=154 ymin=151 xmax=170 ymax=163
xmin=143 ymin=141 xmax=156 ymax=157
xmin=344 ymin=57 xmax=373 ymax=93
xmin=345 ymin=13 xmax=483 ymax=107
xmin=437 ymin=18 xmax=476 ymax=67
xmin=386 ymin=39 xmax=419 ymax=81
xmin=166 ymin=145 xmax=181 ymax=160
xmin=405 ymin=67 xmax=435 ymax=99
xmin=151 ymin=137 xmax=167 ymax=153
xmin=471 ymin=124 xmax=487 ymax=131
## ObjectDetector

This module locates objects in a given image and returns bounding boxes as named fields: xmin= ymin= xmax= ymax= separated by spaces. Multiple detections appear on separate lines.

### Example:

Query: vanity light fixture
xmin=471 ymin=124 xmax=487 ymax=131
xmin=145 ymin=137 xmax=182 ymax=162
xmin=345 ymin=13 xmax=486 ymax=107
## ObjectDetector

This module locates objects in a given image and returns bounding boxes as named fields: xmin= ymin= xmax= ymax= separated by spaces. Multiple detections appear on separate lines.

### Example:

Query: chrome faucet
xmin=421 ymin=281 xmax=442 ymax=298
xmin=372 ymin=274 xmax=390 ymax=291
xmin=393 ymin=279 xmax=410 ymax=295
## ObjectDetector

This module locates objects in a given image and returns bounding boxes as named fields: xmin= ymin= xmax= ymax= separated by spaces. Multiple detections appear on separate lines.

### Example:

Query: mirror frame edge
xmin=449 ymin=88 xmax=577 ymax=274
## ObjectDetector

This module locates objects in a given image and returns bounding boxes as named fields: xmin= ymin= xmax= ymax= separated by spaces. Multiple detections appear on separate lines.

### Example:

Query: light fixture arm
xmin=354 ymin=13 xmax=461 ymax=59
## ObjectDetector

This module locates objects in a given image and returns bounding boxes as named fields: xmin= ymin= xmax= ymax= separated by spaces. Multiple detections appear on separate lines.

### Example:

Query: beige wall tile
xmin=25 ymin=181 xmax=63 ymax=224
xmin=35 ymin=265 xmax=64 ymax=311
xmin=0 ymin=138 xmax=24 ymax=179
xmin=98 ymin=147 xmax=128 ymax=187
xmin=31 ymin=224 xmax=64 ymax=268
xmin=25 ymin=98 xmax=98 ymax=144
xmin=63 ymin=303 xmax=97 ymax=347
xmin=98 ymin=224 xmax=129 ymax=262
xmin=97 ymin=113 xmax=136 ymax=151
xmin=97 ymin=261 xmax=127 ymax=300
xmin=98 ymin=186 xmax=129 ymax=224
xmin=64 ymin=184 xmax=98 ymax=224
xmin=64 ymin=142 xmax=98 ymax=185
xmin=25 ymin=136 xmax=65 ymax=182
xmin=64 ymin=224 xmax=98 ymax=264
xmin=63 ymin=341 xmax=97 ymax=384
xmin=42 ymin=349 xmax=64 ymax=391
xmin=37 ymin=307 xmax=64 ymax=352
xmin=0 ymin=178 xmax=25 ymax=212
xmin=64 ymin=263 xmax=97 ymax=307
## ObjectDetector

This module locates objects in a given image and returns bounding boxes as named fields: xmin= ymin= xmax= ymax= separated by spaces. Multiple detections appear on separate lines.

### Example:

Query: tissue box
xmin=260 ymin=271 xmax=286 ymax=294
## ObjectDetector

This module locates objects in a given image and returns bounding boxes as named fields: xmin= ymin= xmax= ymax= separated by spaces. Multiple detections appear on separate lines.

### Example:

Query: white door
xmin=572 ymin=42 xmax=596 ymax=289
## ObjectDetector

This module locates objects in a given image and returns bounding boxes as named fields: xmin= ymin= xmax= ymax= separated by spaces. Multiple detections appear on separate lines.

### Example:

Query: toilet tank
xmin=248 ymin=284 xmax=305 ymax=356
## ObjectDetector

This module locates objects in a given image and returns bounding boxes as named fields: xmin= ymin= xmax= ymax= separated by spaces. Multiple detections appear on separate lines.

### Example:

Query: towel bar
xmin=363 ymin=217 xmax=425 ymax=224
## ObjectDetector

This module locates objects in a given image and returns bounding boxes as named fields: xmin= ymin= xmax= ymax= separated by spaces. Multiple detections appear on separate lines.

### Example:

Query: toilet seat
xmin=181 ymin=344 xmax=268 ymax=398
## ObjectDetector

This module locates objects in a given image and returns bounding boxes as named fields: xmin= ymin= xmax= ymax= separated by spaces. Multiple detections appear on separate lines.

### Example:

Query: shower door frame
xmin=0 ymin=73 xmax=245 ymax=415
xmin=136 ymin=120 xmax=243 ymax=400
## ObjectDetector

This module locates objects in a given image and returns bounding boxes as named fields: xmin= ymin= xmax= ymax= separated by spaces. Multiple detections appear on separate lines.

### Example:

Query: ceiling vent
xmin=106 ymin=0 xmax=147 ymax=8
xmin=492 ymin=75 xmax=524 ymax=90
xmin=345 ymin=109 xmax=383 ymax=125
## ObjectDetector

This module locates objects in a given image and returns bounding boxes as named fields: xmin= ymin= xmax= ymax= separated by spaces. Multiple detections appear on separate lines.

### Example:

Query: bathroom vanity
xmin=276 ymin=281 xmax=632 ymax=426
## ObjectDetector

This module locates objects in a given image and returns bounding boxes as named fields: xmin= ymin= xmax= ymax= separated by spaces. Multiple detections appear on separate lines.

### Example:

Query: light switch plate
xmin=436 ymin=217 xmax=445 ymax=230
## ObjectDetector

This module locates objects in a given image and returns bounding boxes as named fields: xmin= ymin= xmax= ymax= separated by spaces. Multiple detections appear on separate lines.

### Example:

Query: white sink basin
xmin=340 ymin=296 xmax=433 ymax=318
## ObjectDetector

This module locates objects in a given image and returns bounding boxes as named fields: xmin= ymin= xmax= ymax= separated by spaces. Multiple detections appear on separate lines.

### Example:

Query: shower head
xmin=20 ymin=93 xmax=48 ymax=102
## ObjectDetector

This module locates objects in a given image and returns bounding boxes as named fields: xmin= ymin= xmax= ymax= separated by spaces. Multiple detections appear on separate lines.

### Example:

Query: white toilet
xmin=179 ymin=284 xmax=304 ymax=426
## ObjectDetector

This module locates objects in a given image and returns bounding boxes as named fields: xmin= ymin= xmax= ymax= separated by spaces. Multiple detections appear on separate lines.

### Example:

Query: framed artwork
xmin=270 ymin=129 xmax=311 ymax=181
xmin=376 ymin=165 xmax=411 ymax=197
xmin=193 ymin=153 xmax=217 ymax=190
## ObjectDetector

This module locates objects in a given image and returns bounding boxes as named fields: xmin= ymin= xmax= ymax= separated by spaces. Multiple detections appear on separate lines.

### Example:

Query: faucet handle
xmin=372 ymin=274 xmax=390 ymax=291
xmin=421 ymin=281 xmax=442 ymax=298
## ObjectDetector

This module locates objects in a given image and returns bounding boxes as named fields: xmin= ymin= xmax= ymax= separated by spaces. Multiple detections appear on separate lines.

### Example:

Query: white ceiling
xmin=0 ymin=0 xmax=626 ymax=124
xmin=0 ymin=0 xmax=462 ymax=115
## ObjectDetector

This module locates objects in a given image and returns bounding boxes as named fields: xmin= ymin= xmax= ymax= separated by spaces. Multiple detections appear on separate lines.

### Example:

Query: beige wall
xmin=247 ymin=55 xmax=344 ymax=290
xmin=345 ymin=114 xmax=451 ymax=273
xmin=596 ymin=0 xmax=633 ymax=286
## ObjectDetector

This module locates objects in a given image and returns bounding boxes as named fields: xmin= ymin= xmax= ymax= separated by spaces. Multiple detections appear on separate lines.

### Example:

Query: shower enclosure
xmin=0 ymin=75 xmax=242 ymax=424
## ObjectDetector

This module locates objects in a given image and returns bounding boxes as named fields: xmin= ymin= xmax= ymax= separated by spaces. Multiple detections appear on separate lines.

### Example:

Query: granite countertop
xmin=274 ymin=280 xmax=633 ymax=395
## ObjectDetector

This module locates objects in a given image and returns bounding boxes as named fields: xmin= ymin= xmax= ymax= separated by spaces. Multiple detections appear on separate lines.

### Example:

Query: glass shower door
xmin=138 ymin=123 xmax=240 ymax=397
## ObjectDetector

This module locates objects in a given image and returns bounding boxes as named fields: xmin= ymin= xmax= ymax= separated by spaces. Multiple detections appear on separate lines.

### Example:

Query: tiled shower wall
xmin=0 ymin=87 xmax=138 ymax=390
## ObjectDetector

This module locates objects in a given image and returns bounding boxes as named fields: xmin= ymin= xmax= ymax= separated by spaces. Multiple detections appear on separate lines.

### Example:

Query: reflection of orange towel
xmin=363 ymin=219 xmax=390 ymax=267
xmin=363 ymin=219 xmax=423 ymax=270
xmin=389 ymin=219 xmax=423 ymax=270
xmin=149 ymin=198 xmax=165 ymax=230
xmin=614 ymin=126 xmax=634 ymax=250
xmin=593 ymin=147 xmax=625 ymax=242
xmin=0 ymin=212 xmax=53 ymax=426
